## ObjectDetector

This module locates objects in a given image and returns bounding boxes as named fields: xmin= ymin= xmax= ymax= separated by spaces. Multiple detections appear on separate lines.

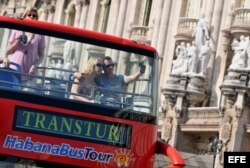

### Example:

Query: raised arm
xmin=124 ymin=64 xmax=146 ymax=85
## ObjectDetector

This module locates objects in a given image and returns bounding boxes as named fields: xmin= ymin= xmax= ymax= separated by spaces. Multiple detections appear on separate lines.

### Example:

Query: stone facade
xmin=1 ymin=0 xmax=250 ymax=167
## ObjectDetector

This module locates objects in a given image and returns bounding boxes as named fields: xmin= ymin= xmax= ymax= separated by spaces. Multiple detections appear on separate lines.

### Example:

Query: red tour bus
xmin=0 ymin=16 xmax=185 ymax=168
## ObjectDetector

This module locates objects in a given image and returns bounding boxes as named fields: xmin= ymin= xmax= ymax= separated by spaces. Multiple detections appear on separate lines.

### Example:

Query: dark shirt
xmin=95 ymin=74 xmax=125 ymax=107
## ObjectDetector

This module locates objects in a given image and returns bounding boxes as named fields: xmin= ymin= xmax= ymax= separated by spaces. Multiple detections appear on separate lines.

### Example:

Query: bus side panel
xmin=0 ymin=98 xmax=157 ymax=168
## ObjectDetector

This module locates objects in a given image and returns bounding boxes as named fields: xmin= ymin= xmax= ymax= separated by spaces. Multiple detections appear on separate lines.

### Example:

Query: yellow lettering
xmin=84 ymin=121 xmax=95 ymax=136
xmin=22 ymin=111 xmax=34 ymax=127
xmin=34 ymin=113 xmax=45 ymax=129
xmin=60 ymin=118 xmax=73 ymax=133
xmin=108 ymin=125 xmax=119 ymax=142
xmin=73 ymin=120 xmax=82 ymax=134
xmin=96 ymin=123 xmax=107 ymax=138
xmin=47 ymin=116 xmax=58 ymax=131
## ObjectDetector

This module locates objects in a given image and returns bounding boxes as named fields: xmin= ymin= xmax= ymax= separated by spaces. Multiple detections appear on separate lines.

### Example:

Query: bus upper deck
xmin=0 ymin=16 xmax=185 ymax=168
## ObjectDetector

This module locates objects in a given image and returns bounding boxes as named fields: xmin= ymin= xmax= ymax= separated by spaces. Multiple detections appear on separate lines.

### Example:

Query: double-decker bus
xmin=0 ymin=16 xmax=185 ymax=168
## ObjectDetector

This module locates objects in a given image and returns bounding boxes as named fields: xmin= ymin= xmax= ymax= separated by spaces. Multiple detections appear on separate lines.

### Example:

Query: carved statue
xmin=163 ymin=117 xmax=173 ymax=142
xmin=187 ymin=41 xmax=199 ymax=74
xmin=192 ymin=17 xmax=210 ymax=49
xmin=198 ymin=40 xmax=211 ymax=75
xmin=171 ymin=42 xmax=188 ymax=75
xmin=229 ymin=36 xmax=249 ymax=69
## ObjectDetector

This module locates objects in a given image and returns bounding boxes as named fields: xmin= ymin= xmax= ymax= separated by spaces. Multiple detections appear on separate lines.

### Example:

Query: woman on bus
xmin=3 ymin=7 xmax=45 ymax=82
xmin=70 ymin=59 xmax=103 ymax=103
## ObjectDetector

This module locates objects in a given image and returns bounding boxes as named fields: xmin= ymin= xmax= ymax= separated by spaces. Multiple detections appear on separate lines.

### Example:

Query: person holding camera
xmin=94 ymin=56 xmax=146 ymax=108
xmin=3 ymin=7 xmax=45 ymax=81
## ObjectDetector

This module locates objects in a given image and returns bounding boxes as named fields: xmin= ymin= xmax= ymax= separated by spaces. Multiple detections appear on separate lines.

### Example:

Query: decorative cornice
xmin=180 ymin=124 xmax=219 ymax=132
xmin=187 ymin=107 xmax=220 ymax=119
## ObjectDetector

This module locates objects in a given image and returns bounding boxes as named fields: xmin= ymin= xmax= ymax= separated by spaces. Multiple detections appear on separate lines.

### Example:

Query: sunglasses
xmin=104 ymin=63 xmax=115 ymax=68
xmin=27 ymin=14 xmax=38 ymax=18
xmin=96 ymin=63 xmax=102 ymax=67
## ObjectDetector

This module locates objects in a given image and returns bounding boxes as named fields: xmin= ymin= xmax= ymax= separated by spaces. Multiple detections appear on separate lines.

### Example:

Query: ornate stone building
xmin=1 ymin=0 xmax=250 ymax=167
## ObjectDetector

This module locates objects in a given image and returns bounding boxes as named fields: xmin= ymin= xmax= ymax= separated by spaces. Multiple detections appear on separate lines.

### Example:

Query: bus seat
xmin=44 ymin=79 xmax=67 ymax=98
xmin=0 ymin=61 xmax=21 ymax=89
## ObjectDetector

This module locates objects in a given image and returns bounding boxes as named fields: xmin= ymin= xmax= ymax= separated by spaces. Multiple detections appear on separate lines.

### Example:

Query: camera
xmin=139 ymin=62 xmax=146 ymax=74
xmin=17 ymin=34 xmax=28 ymax=44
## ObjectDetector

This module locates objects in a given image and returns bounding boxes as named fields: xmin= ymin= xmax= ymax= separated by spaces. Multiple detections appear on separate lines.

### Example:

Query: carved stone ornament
xmin=163 ymin=117 xmax=173 ymax=142
xmin=235 ymin=105 xmax=243 ymax=117
xmin=175 ymin=107 xmax=182 ymax=118
xmin=219 ymin=105 xmax=226 ymax=117
xmin=220 ymin=116 xmax=232 ymax=143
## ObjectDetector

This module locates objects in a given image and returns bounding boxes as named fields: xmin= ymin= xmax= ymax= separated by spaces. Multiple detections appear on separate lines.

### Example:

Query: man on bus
xmin=95 ymin=56 xmax=145 ymax=108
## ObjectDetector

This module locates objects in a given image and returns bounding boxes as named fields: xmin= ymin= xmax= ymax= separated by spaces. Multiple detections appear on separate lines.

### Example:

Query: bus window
xmin=0 ymin=27 xmax=155 ymax=116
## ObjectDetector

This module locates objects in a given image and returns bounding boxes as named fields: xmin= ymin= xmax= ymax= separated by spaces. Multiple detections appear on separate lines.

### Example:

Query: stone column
xmin=79 ymin=1 xmax=89 ymax=29
xmin=53 ymin=0 xmax=65 ymax=24
xmin=206 ymin=0 xmax=225 ymax=106
xmin=85 ymin=0 xmax=99 ymax=30
xmin=40 ymin=6 xmax=49 ymax=21
xmin=156 ymin=0 xmax=172 ymax=57
xmin=123 ymin=0 xmax=137 ymax=38
xmin=168 ymin=93 xmax=185 ymax=146
xmin=47 ymin=2 xmax=56 ymax=23
xmin=18 ymin=0 xmax=26 ymax=14
xmin=156 ymin=0 xmax=172 ymax=77
xmin=151 ymin=0 xmax=164 ymax=48
xmin=44 ymin=3 xmax=56 ymax=66
xmin=114 ymin=0 xmax=127 ymax=37
xmin=204 ymin=0 xmax=215 ymax=24
xmin=213 ymin=0 xmax=234 ymax=105
xmin=0 ymin=29 xmax=10 ymax=57
xmin=112 ymin=0 xmax=128 ymax=64
xmin=159 ymin=0 xmax=181 ymax=86
xmin=106 ymin=0 xmax=119 ymax=35
xmin=97 ymin=3 xmax=105 ymax=32
xmin=6 ymin=0 xmax=16 ymax=15
xmin=78 ymin=2 xmax=90 ymax=69
xmin=74 ymin=1 xmax=83 ymax=27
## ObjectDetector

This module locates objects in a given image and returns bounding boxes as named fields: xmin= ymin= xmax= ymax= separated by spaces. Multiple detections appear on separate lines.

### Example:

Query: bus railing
xmin=156 ymin=141 xmax=186 ymax=168
xmin=0 ymin=62 xmax=153 ymax=112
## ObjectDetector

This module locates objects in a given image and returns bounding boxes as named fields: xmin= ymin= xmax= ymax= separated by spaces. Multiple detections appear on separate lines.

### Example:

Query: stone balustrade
xmin=129 ymin=25 xmax=150 ymax=44
xmin=231 ymin=8 xmax=250 ymax=35
xmin=51 ymin=39 xmax=67 ymax=55
xmin=175 ymin=17 xmax=198 ymax=42
xmin=234 ymin=8 xmax=250 ymax=24
xmin=178 ymin=17 xmax=198 ymax=31
xmin=187 ymin=107 xmax=220 ymax=119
